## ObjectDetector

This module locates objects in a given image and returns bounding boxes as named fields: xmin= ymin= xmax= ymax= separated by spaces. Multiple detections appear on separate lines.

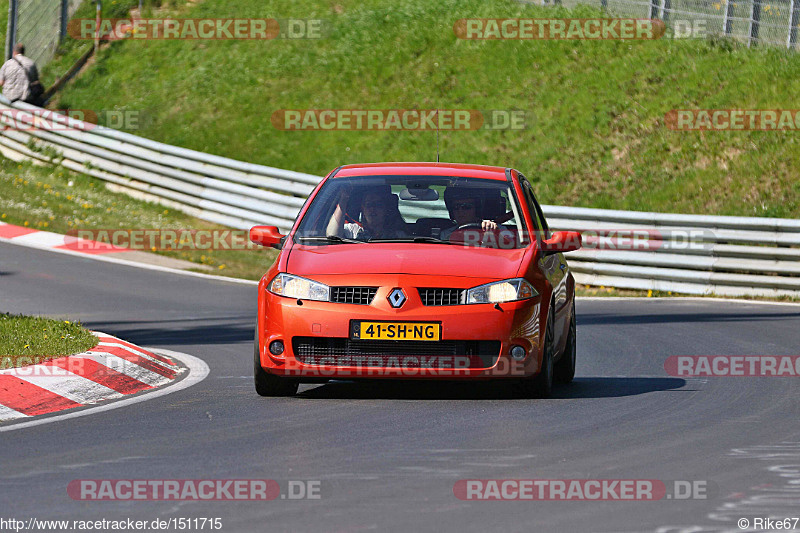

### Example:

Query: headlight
xmin=466 ymin=278 xmax=538 ymax=304
xmin=268 ymin=273 xmax=330 ymax=302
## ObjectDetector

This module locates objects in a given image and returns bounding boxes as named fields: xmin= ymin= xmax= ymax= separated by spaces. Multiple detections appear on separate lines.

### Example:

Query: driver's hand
xmin=481 ymin=219 xmax=497 ymax=231
xmin=338 ymin=186 xmax=352 ymax=209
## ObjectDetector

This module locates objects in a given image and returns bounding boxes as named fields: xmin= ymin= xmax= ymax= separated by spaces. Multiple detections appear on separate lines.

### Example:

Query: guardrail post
xmin=650 ymin=0 xmax=662 ymax=20
xmin=5 ymin=0 xmax=17 ymax=61
xmin=789 ymin=0 xmax=800 ymax=47
xmin=94 ymin=0 xmax=102 ymax=54
xmin=723 ymin=0 xmax=735 ymax=34
xmin=600 ymin=0 xmax=608 ymax=10
xmin=60 ymin=0 xmax=69 ymax=42
xmin=749 ymin=0 xmax=762 ymax=46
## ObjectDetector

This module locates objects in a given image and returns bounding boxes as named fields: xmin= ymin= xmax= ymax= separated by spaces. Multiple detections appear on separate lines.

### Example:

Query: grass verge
xmin=0 ymin=313 xmax=97 ymax=367
xmin=0 ymin=158 xmax=278 ymax=280
xmin=44 ymin=0 xmax=800 ymax=219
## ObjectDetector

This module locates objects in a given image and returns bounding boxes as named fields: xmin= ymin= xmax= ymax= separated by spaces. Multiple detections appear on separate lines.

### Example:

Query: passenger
xmin=327 ymin=185 xmax=408 ymax=240
xmin=440 ymin=188 xmax=497 ymax=240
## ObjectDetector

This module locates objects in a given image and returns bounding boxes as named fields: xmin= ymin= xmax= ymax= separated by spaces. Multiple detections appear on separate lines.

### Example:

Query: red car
xmin=251 ymin=163 xmax=581 ymax=397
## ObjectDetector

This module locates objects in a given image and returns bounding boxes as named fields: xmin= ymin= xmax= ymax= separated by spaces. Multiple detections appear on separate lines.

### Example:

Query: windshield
xmin=293 ymin=175 xmax=528 ymax=248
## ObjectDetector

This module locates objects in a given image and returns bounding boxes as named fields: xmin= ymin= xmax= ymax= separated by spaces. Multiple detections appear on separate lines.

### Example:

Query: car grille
xmin=330 ymin=286 xmax=378 ymax=305
xmin=418 ymin=288 xmax=465 ymax=306
xmin=292 ymin=337 xmax=500 ymax=368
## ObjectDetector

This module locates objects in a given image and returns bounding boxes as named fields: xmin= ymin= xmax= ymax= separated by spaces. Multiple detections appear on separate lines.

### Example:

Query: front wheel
xmin=254 ymin=328 xmax=298 ymax=397
xmin=514 ymin=307 xmax=554 ymax=398
xmin=554 ymin=299 xmax=576 ymax=384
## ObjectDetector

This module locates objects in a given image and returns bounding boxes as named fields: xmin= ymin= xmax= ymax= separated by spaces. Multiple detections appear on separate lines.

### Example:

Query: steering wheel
xmin=456 ymin=223 xmax=483 ymax=230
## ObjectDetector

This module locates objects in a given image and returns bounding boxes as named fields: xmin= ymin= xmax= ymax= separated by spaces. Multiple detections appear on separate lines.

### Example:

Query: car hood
xmin=286 ymin=243 xmax=526 ymax=279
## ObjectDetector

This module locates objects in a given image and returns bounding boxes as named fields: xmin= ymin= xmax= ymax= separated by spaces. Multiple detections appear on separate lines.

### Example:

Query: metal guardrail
xmin=0 ymin=100 xmax=798 ymax=298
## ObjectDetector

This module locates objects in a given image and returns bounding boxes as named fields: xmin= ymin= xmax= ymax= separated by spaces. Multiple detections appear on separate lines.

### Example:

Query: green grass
xmin=38 ymin=0 xmax=177 ymax=88
xmin=0 ymin=313 xmax=97 ymax=367
xmin=40 ymin=0 xmax=800 ymax=219
xmin=0 ymin=158 xmax=278 ymax=280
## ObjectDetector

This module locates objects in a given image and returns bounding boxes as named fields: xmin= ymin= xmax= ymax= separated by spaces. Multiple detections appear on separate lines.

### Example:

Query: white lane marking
xmin=0 ymin=236 xmax=256 ymax=285
xmin=0 ymin=349 xmax=209 ymax=432
xmin=13 ymin=369 xmax=123 ymax=404
xmin=70 ymin=353 xmax=171 ymax=387
xmin=0 ymin=404 xmax=28 ymax=421
xmin=96 ymin=342 xmax=176 ymax=369
xmin=577 ymin=296 xmax=800 ymax=306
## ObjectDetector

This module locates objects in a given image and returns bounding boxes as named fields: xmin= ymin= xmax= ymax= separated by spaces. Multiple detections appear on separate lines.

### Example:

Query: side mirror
xmin=542 ymin=231 xmax=582 ymax=255
xmin=250 ymin=226 xmax=285 ymax=250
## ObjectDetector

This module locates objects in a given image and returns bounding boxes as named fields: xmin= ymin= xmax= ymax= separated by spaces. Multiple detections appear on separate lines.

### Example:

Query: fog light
xmin=510 ymin=345 xmax=526 ymax=361
xmin=269 ymin=340 xmax=285 ymax=356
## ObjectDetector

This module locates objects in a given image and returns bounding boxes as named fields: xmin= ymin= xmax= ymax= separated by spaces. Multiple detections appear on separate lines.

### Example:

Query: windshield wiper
xmin=295 ymin=235 xmax=362 ymax=244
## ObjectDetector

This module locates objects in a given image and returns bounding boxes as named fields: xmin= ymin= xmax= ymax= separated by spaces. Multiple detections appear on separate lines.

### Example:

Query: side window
xmin=519 ymin=177 xmax=548 ymax=243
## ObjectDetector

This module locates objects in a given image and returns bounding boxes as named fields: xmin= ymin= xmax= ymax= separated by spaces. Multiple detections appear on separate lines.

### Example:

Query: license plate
xmin=351 ymin=321 xmax=441 ymax=341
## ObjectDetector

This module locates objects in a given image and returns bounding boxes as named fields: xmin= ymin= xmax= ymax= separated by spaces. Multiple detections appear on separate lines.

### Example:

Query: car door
xmin=519 ymin=176 xmax=569 ymax=349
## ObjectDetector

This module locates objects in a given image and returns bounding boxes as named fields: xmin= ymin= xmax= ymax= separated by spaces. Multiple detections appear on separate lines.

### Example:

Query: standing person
xmin=0 ymin=43 xmax=44 ymax=105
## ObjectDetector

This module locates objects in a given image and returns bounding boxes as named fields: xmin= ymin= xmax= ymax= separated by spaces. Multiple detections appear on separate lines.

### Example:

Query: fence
xmin=0 ymin=99 xmax=798 ymax=298
xmin=524 ymin=0 xmax=800 ymax=49
xmin=5 ymin=0 xmax=83 ymax=65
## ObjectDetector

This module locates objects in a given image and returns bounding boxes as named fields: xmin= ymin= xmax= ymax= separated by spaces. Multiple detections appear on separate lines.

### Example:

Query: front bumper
xmin=258 ymin=277 xmax=544 ymax=380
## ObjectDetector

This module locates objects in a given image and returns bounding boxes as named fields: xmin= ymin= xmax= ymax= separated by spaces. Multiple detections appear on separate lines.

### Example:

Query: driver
xmin=327 ymin=184 xmax=408 ymax=240
xmin=440 ymin=188 xmax=497 ymax=240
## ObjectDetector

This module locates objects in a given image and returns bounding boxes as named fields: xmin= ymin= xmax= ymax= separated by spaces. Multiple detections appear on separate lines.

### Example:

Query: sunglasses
xmin=453 ymin=202 xmax=476 ymax=210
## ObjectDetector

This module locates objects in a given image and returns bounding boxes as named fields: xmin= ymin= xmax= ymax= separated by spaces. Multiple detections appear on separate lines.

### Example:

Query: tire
xmin=554 ymin=299 xmax=576 ymax=384
xmin=514 ymin=306 xmax=555 ymax=398
xmin=254 ymin=327 xmax=298 ymax=397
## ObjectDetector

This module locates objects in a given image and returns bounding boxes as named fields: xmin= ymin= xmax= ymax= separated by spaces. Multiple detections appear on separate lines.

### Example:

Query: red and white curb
xmin=0 ymin=221 xmax=130 ymax=255
xmin=0 ymin=331 xmax=189 ymax=424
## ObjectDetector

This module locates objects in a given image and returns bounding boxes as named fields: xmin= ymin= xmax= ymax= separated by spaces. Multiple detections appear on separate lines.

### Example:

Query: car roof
xmin=332 ymin=162 xmax=511 ymax=181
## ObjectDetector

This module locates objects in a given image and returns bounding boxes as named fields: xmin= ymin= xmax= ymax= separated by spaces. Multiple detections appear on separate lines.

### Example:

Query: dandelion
xmin=219 ymin=264 xmax=226 ymax=270
xmin=647 ymin=289 xmax=653 ymax=297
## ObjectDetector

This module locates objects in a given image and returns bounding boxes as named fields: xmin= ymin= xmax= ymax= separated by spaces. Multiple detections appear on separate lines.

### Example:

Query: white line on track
xmin=0 ymin=348 xmax=209 ymax=433
xmin=0 ymin=235 xmax=257 ymax=285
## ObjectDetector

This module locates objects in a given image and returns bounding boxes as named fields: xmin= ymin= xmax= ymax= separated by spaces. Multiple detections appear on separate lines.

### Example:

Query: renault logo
xmin=387 ymin=288 xmax=406 ymax=308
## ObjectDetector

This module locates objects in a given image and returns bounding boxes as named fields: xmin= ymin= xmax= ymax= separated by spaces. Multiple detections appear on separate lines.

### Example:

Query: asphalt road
xmin=2 ymin=240 xmax=799 ymax=533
